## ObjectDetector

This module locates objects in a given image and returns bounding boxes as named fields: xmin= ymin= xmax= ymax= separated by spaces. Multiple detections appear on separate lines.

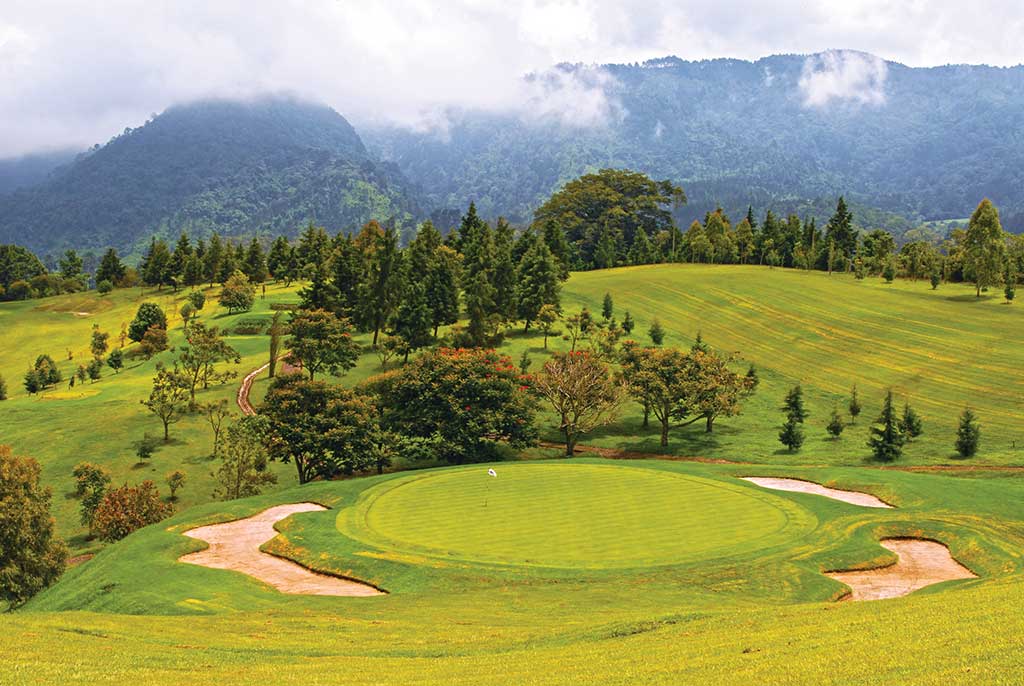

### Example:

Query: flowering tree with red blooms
xmin=532 ymin=351 xmax=624 ymax=457
xmin=367 ymin=348 xmax=537 ymax=464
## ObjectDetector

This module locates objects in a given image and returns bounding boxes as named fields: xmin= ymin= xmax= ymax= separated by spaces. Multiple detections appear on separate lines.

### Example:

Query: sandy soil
xmin=740 ymin=477 xmax=893 ymax=508
xmin=236 ymin=362 xmax=270 ymax=415
xmin=179 ymin=503 xmax=383 ymax=596
xmin=827 ymin=538 xmax=977 ymax=600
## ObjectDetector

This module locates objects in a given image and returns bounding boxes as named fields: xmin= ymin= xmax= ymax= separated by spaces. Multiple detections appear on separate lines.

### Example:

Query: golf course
xmin=3 ymin=264 xmax=1024 ymax=684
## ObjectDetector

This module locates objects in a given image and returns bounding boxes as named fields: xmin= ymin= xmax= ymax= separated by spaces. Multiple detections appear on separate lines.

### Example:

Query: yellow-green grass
xmin=339 ymin=463 xmax=815 ymax=568
xmin=501 ymin=264 xmax=1024 ymax=466
xmin=9 ymin=459 xmax=1024 ymax=684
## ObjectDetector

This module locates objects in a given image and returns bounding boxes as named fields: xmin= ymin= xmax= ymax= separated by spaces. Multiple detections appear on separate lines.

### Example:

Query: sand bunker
xmin=179 ymin=503 xmax=383 ymax=596
xmin=827 ymin=538 xmax=976 ymax=600
xmin=741 ymin=477 xmax=893 ymax=508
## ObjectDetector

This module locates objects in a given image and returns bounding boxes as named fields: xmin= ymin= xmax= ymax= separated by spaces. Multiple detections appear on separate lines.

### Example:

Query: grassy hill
xmin=4 ymin=264 xmax=1024 ymax=683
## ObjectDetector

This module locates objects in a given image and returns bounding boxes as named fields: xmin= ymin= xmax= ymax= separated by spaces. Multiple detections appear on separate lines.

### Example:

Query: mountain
xmin=0 ymin=149 xmax=81 ymax=195
xmin=364 ymin=52 xmax=1024 ymax=234
xmin=0 ymin=97 xmax=419 ymax=254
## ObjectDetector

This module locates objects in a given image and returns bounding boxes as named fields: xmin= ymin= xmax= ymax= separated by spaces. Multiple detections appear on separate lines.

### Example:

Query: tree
xmin=202 ymin=398 xmax=234 ymax=458
xmin=390 ymin=281 xmax=433 ymax=362
xmin=368 ymin=348 xmax=537 ymax=464
xmin=166 ymin=470 xmax=186 ymax=501
xmin=29 ymin=354 xmax=61 ymax=389
xmin=0 ymin=374 xmax=6 ymax=400
xmin=59 ymin=249 xmax=85 ymax=283
xmin=824 ymin=197 xmax=856 ymax=270
xmin=244 ymin=237 xmax=269 ymax=284
xmin=139 ymin=325 xmax=169 ymax=359
xmin=90 ymin=325 xmax=109 ymax=359
xmin=96 ymin=279 xmax=113 ymax=295
xmin=357 ymin=224 xmax=403 ymax=346
xmin=73 ymin=462 xmax=111 ymax=536
xmin=141 ymin=238 xmax=172 ymax=289
xmin=0 ymin=446 xmax=68 ymax=608
xmin=930 ymin=270 xmax=941 ymax=289
xmin=426 ymin=245 xmax=461 ymax=336
xmin=95 ymin=248 xmax=126 ymax=286
xmin=204 ymin=233 xmax=225 ymax=287
xmin=141 ymin=367 xmax=190 ymax=441
xmin=868 ymin=389 xmax=904 ymax=461
xmin=219 ymin=270 xmax=255 ymax=313
xmin=963 ymin=199 xmax=1007 ymax=298
xmin=86 ymin=358 xmax=103 ymax=381
xmin=91 ymin=481 xmax=173 ymax=543
xmin=955 ymin=407 xmax=981 ymax=458
xmin=261 ymin=375 xmax=377 ymax=483
xmin=287 ymin=309 xmax=360 ymax=380
xmin=622 ymin=311 xmax=635 ymax=334
xmin=849 ymin=385 xmax=862 ymax=423
xmin=515 ymin=237 xmax=561 ymax=330
xmin=268 ymin=311 xmax=283 ymax=378
xmin=827 ymin=405 xmax=845 ymax=438
xmin=128 ymin=302 xmax=167 ymax=342
xmin=491 ymin=218 xmax=518 ymax=322
xmin=176 ymin=322 xmax=240 ymax=406
xmin=536 ymin=303 xmax=560 ymax=349
xmin=533 ymin=351 xmax=623 ymax=456
xmin=214 ymin=416 xmax=278 ymax=499
xmin=107 ymin=348 xmax=124 ymax=373
xmin=601 ymin=292 xmax=614 ymax=320
xmin=900 ymin=403 xmax=923 ymax=440
xmin=135 ymin=434 xmax=159 ymax=462
xmin=779 ymin=385 xmax=808 ymax=452
xmin=648 ymin=319 xmax=665 ymax=345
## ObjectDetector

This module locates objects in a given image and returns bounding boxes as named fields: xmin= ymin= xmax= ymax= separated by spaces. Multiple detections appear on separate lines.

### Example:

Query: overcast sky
xmin=1 ymin=0 xmax=1022 ymax=157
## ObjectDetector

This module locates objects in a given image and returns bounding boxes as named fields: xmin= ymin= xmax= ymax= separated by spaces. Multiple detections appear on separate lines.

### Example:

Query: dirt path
xmin=236 ymin=361 xmax=269 ymax=416
xmin=179 ymin=503 xmax=384 ymax=596
xmin=740 ymin=477 xmax=893 ymax=508
xmin=826 ymin=539 xmax=977 ymax=600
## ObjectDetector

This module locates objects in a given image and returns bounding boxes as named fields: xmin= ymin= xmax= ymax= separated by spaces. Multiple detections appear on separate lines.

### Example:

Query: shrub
xmin=91 ymin=481 xmax=173 ymax=542
xmin=186 ymin=291 xmax=206 ymax=311
xmin=96 ymin=279 xmax=113 ymax=295
xmin=166 ymin=470 xmax=187 ymax=500
xmin=0 ymin=374 xmax=6 ymax=400
xmin=232 ymin=318 xmax=270 ymax=335
xmin=139 ymin=325 xmax=169 ymax=358
xmin=6 ymin=279 xmax=32 ymax=300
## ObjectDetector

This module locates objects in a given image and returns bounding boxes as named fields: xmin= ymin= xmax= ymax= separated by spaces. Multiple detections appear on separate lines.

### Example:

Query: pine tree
xmin=515 ymin=238 xmax=561 ymax=330
xmin=464 ymin=269 xmax=496 ymax=346
xmin=491 ymin=218 xmax=517 ymax=322
xmin=390 ymin=281 xmax=433 ymax=362
xmin=602 ymin=293 xmax=614 ymax=320
xmin=168 ymin=232 xmax=193 ymax=288
xmin=779 ymin=385 xmax=808 ymax=452
xmin=691 ymin=331 xmax=709 ymax=353
xmin=622 ymin=311 xmax=635 ymax=334
xmin=900 ymin=403 xmax=923 ymax=440
xmin=849 ymin=385 xmax=862 ymax=423
xmin=357 ymin=226 xmax=403 ymax=346
xmin=244 ymin=238 xmax=268 ymax=284
xmin=204 ymin=233 xmax=224 ymax=287
xmin=542 ymin=220 xmax=572 ymax=279
xmin=266 ymin=236 xmax=290 ymax=280
xmin=95 ymin=248 xmax=126 ymax=286
xmin=142 ymin=238 xmax=172 ymax=289
xmin=955 ymin=407 xmax=981 ymax=458
xmin=824 ymin=196 xmax=856 ymax=270
xmin=827 ymin=404 xmax=845 ymax=438
xmin=868 ymin=390 xmax=904 ymax=461
xmin=427 ymin=246 xmax=461 ymax=337
xmin=594 ymin=224 xmax=618 ymax=269
xmin=648 ymin=319 xmax=665 ymax=345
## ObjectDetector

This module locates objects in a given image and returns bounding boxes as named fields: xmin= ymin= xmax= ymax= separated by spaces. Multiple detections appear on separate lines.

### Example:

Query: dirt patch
xmin=66 ymin=554 xmax=94 ymax=567
xmin=178 ymin=503 xmax=383 ymax=596
xmin=740 ymin=477 xmax=893 ymax=508
xmin=827 ymin=539 xmax=977 ymax=600
xmin=236 ymin=362 xmax=270 ymax=415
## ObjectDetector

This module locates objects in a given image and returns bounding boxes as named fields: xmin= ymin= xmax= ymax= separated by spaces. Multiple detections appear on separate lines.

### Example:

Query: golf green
xmin=337 ymin=463 xmax=817 ymax=568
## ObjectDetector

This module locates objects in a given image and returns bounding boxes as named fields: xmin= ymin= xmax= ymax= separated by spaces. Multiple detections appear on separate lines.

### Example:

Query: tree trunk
xmin=163 ymin=421 xmax=170 ymax=442
xmin=543 ymin=332 xmax=548 ymax=349
xmin=642 ymin=402 xmax=650 ymax=428
xmin=564 ymin=427 xmax=576 ymax=457
xmin=705 ymin=414 xmax=715 ymax=433
xmin=660 ymin=420 xmax=669 ymax=447
xmin=372 ymin=325 xmax=380 ymax=346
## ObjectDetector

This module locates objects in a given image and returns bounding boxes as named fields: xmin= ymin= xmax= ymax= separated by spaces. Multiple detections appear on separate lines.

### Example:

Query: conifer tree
xmin=849 ymin=385 xmax=862 ymax=423
xmin=602 ymin=293 xmax=613 ymax=320
xmin=427 ymin=246 xmax=461 ymax=336
xmin=900 ymin=402 xmax=923 ymax=440
xmin=95 ymin=248 xmax=126 ymax=286
xmin=390 ymin=281 xmax=433 ymax=362
xmin=542 ymin=220 xmax=572 ymax=279
xmin=955 ymin=407 xmax=981 ymax=458
xmin=868 ymin=389 xmax=904 ymax=461
xmin=204 ymin=233 xmax=224 ymax=287
xmin=648 ymin=319 xmax=665 ymax=345
xmin=622 ymin=310 xmax=635 ymax=334
xmin=492 ymin=218 xmax=517 ymax=322
xmin=515 ymin=238 xmax=561 ymax=330
xmin=779 ymin=385 xmax=807 ymax=451
xmin=824 ymin=196 xmax=856 ymax=270
xmin=266 ymin=236 xmax=290 ymax=280
xmin=357 ymin=226 xmax=403 ymax=346
xmin=594 ymin=224 xmax=618 ymax=269
xmin=244 ymin=238 xmax=268 ymax=284
xmin=827 ymin=404 xmax=845 ymax=438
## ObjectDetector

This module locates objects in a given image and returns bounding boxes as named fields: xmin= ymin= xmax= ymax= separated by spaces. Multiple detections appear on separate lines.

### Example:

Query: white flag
xmin=487 ymin=468 xmax=497 ymax=478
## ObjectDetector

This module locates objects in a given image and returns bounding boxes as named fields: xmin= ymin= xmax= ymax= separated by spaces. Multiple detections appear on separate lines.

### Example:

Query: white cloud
xmin=798 ymin=50 xmax=888 ymax=107
xmin=0 ymin=1 xmax=1023 ymax=156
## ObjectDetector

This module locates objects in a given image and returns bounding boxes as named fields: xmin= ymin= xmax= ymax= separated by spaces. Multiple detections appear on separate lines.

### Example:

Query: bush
xmin=232 ymin=318 xmax=270 ymax=335
xmin=135 ymin=434 xmax=159 ymax=461
xmin=86 ymin=358 xmax=103 ymax=381
xmin=166 ymin=470 xmax=187 ymax=500
xmin=6 ymin=279 xmax=32 ymax=300
xmin=187 ymin=291 xmax=206 ymax=311
xmin=0 ymin=374 xmax=6 ymax=400
xmin=91 ymin=481 xmax=173 ymax=542
xmin=96 ymin=279 xmax=113 ymax=295
xmin=139 ymin=325 xmax=169 ymax=358
xmin=128 ymin=303 xmax=168 ymax=342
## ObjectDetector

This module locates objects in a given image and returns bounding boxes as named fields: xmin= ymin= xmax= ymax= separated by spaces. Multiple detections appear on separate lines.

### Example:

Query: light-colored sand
xmin=827 ymin=538 xmax=977 ymax=600
xmin=741 ymin=477 xmax=893 ymax=508
xmin=179 ymin=503 xmax=383 ymax=596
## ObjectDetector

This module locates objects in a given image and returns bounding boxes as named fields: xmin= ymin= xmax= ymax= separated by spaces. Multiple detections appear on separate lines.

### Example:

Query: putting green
xmin=337 ymin=463 xmax=817 ymax=568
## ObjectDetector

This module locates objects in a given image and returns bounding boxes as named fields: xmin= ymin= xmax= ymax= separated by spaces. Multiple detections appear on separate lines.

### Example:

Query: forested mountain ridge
xmin=0 ymin=98 xmax=419 ymax=254
xmin=365 ymin=52 xmax=1024 ymax=234
xmin=0 ymin=149 xmax=81 ymax=195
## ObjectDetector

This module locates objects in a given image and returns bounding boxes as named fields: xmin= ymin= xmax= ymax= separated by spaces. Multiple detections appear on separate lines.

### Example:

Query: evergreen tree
xmin=390 ymin=281 xmax=433 ymax=362
xmin=266 ymin=236 xmax=290 ymax=280
xmin=602 ymin=292 xmax=613 ymax=320
xmin=515 ymin=237 xmax=561 ymax=330
xmin=204 ymin=233 xmax=224 ymax=287
xmin=594 ymin=224 xmax=618 ymax=269
xmin=648 ymin=319 xmax=665 ymax=345
xmin=183 ymin=254 xmax=204 ymax=288
xmin=296 ymin=222 xmax=331 ymax=273
xmin=298 ymin=262 xmax=340 ymax=313
xmin=142 ymin=238 xmax=172 ymax=289
xmin=824 ymin=196 xmax=856 ymax=270
xmin=691 ymin=331 xmax=709 ymax=353
xmin=900 ymin=402 xmax=923 ymax=440
xmin=168 ymin=232 xmax=193 ymax=287
xmin=849 ymin=385 xmax=862 ymax=423
xmin=827 ymin=404 xmax=845 ymax=438
xmin=955 ymin=407 xmax=981 ymax=458
xmin=542 ymin=220 xmax=572 ymax=279
xmin=464 ymin=268 xmax=496 ymax=346
xmin=95 ymin=248 xmax=126 ymax=286
xmin=427 ymin=246 xmax=461 ymax=337
xmin=778 ymin=385 xmax=807 ymax=451
xmin=357 ymin=226 xmax=403 ymax=346
xmin=330 ymin=235 xmax=362 ymax=317
xmin=244 ymin=237 xmax=268 ymax=284
xmin=491 ymin=217 xmax=517 ymax=322
xmin=868 ymin=389 xmax=904 ymax=461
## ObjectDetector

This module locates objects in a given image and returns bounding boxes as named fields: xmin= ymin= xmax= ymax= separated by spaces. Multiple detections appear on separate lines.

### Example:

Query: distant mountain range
xmin=3 ymin=52 xmax=1024 ymax=255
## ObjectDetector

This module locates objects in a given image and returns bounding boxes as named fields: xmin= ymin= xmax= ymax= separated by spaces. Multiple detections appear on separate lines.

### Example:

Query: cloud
xmin=798 ymin=50 xmax=888 ymax=107
xmin=1 ymin=1 xmax=1023 ymax=156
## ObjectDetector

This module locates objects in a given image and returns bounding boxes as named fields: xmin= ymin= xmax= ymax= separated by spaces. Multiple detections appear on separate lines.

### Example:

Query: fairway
xmin=338 ymin=463 xmax=815 ymax=568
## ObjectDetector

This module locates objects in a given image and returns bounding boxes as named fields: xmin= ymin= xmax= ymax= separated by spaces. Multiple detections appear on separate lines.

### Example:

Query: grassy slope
xmin=11 ymin=459 xmax=1024 ymax=684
